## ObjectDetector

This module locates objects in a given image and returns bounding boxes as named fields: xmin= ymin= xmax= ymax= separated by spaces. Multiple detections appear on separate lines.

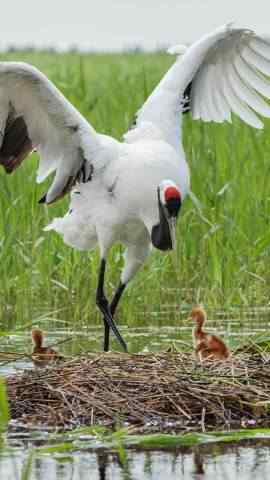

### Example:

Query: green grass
xmin=0 ymin=377 xmax=9 ymax=453
xmin=24 ymin=426 xmax=270 ymax=453
xmin=0 ymin=50 xmax=269 ymax=332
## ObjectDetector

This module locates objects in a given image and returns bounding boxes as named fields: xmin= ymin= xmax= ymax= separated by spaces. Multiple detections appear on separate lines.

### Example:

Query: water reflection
xmin=1 ymin=441 xmax=270 ymax=479
xmin=193 ymin=449 xmax=205 ymax=476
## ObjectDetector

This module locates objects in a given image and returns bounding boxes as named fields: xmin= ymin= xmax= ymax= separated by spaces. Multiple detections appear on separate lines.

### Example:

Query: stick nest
xmin=6 ymin=351 xmax=270 ymax=433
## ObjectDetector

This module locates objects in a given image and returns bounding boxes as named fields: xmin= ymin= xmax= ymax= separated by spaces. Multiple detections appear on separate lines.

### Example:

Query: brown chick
xmin=31 ymin=328 xmax=63 ymax=368
xmin=190 ymin=307 xmax=230 ymax=362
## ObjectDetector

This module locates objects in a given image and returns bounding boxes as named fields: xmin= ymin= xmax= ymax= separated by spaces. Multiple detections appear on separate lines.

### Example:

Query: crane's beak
xmin=167 ymin=216 xmax=177 ymax=250
xmin=151 ymin=188 xmax=181 ymax=251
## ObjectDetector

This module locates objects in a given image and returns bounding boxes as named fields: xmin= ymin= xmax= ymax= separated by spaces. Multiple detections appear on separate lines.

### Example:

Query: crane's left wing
xmin=0 ymin=62 xmax=100 ymax=204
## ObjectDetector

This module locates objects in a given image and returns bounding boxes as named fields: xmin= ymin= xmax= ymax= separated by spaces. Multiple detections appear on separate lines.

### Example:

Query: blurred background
xmin=1 ymin=0 xmax=270 ymax=52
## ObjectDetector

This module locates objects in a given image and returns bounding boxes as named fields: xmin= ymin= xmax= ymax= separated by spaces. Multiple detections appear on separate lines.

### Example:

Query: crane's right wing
xmin=0 ymin=62 xmax=101 ymax=204
xmin=185 ymin=26 xmax=270 ymax=128
xmin=131 ymin=24 xmax=270 ymax=149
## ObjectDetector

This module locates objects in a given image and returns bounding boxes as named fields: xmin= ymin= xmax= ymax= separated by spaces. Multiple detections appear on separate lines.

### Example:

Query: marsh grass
xmin=0 ymin=377 xmax=9 ymax=458
xmin=18 ymin=426 xmax=270 ymax=454
xmin=0 ymin=51 xmax=269 ymax=331
xmin=0 ymin=378 xmax=9 ymax=435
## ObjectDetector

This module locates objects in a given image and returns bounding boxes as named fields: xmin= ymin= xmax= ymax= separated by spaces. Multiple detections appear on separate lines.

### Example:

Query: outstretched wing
xmin=0 ymin=62 xmax=100 ymax=204
xmin=133 ymin=24 xmax=270 ymax=148
xmin=188 ymin=27 xmax=270 ymax=128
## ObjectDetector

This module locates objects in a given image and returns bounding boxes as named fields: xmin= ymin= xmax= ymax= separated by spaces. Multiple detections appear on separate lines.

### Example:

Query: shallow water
xmin=1 ymin=305 xmax=270 ymax=374
xmin=1 ymin=438 xmax=270 ymax=479
xmin=1 ymin=307 xmax=270 ymax=479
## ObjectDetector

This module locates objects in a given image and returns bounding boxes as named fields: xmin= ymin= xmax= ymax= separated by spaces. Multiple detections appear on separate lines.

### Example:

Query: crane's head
xmin=189 ymin=307 xmax=206 ymax=325
xmin=151 ymin=180 xmax=182 ymax=251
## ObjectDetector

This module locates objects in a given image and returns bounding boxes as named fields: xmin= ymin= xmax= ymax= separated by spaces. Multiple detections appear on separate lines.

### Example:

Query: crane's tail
xmin=45 ymin=214 xmax=97 ymax=251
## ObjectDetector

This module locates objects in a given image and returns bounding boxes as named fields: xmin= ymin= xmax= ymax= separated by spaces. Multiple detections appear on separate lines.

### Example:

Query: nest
xmin=6 ymin=351 xmax=270 ymax=433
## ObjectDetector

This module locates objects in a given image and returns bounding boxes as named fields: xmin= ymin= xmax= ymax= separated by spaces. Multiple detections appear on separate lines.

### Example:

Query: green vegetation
xmin=4 ymin=425 xmax=270 ymax=478
xmin=0 ymin=50 xmax=269 ymax=334
xmin=21 ymin=426 xmax=270 ymax=453
xmin=0 ymin=378 xmax=9 ymax=441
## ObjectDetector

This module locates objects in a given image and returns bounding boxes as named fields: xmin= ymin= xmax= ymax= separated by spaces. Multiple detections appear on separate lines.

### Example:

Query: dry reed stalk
xmin=6 ymin=351 xmax=270 ymax=433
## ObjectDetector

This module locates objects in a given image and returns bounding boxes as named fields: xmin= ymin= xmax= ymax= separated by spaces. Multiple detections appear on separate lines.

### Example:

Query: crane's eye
xmin=166 ymin=197 xmax=181 ymax=217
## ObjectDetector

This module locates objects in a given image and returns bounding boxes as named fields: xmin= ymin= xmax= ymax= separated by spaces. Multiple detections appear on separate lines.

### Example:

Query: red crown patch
xmin=164 ymin=186 xmax=181 ymax=202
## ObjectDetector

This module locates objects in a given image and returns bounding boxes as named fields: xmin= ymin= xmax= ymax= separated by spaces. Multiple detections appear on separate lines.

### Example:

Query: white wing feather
xmin=132 ymin=24 xmax=270 ymax=149
xmin=188 ymin=29 xmax=270 ymax=127
xmin=203 ymin=65 xmax=223 ymax=122
xmin=0 ymin=62 xmax=100 ymax=203
xmin=234 ymin=54 xmax=270 ymax=98
xmin=250 ymin=37 xmax=270 ymax=60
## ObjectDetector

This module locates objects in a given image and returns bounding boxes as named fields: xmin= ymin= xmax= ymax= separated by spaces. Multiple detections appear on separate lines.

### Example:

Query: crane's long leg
xmin=96 ymin=259 xmax=127 ymax=352
xmin=102 ymin=240 xmax=150 ymax=352
xmin=103 ymin=320 xmax=110 ymax=353
xmin=103 ymin=282 xmax=126 ymax=352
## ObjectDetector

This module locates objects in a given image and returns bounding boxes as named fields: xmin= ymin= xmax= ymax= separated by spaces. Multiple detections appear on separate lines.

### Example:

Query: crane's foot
xmin=96 ymin=258 xmax=128 ymax=353
xmin=97 ymin=294 xmax=127 ymax=352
